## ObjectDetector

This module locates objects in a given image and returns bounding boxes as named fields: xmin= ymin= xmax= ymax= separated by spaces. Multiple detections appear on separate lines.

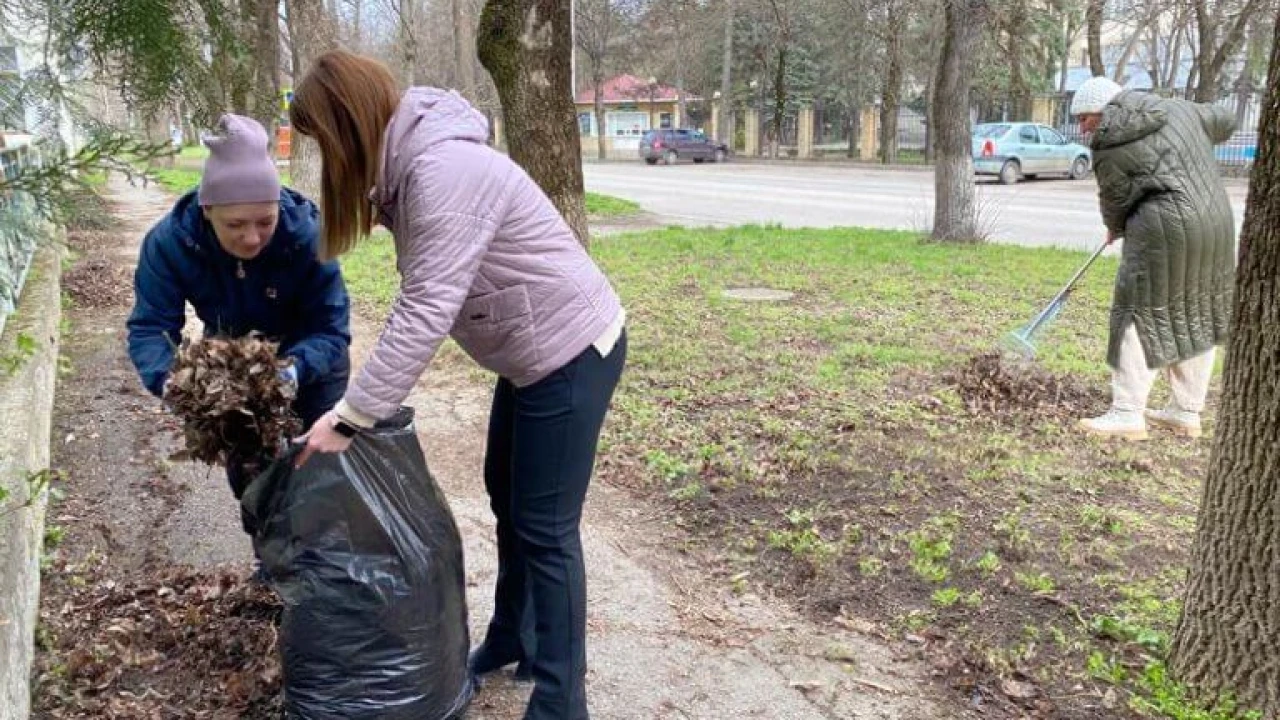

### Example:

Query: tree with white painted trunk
xmin=931 ymin=0 xmax=987 ymax=242
xmin=285 ymin=0 xmax=338 ymax=201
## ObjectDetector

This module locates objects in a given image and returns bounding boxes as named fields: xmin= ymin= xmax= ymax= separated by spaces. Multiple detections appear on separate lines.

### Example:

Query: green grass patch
xmin=585 ymin=192 xmax=641 ymax=218
xmin=335 ymin=221 xmax=1232 ymax=719
xmin=580 ymin=224 xmax=1224 ymax=719
xmin=148 ymin=167 xmax=201 ymax=195
xmin=146 ymin=163 xmax=293 ymax=196
xmin=340 ymin=231 xmax=397 ymax=314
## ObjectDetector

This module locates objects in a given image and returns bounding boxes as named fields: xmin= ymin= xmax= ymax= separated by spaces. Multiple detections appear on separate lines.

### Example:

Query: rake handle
xmin=1022 ymin=240 xmax=1109 ymax=336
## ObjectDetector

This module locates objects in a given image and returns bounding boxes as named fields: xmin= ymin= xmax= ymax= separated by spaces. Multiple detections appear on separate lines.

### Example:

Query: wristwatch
xmin=333 ymin=417 xmax=359 ymax=438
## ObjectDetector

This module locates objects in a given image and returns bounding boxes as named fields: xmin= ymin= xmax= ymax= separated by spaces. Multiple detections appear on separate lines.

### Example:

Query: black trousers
xmin=481 ymin=332 xmax=627 ymax=720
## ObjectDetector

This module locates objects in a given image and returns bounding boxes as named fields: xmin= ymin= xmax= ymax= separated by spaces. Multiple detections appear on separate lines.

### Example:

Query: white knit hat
xmin=1070 ymin=77 xmax=1125 ymax=116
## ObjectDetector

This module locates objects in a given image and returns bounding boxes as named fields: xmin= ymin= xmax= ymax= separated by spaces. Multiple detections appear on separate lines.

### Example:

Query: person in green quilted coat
xmin=1070 ymin=76 xmax=1237 ymax=441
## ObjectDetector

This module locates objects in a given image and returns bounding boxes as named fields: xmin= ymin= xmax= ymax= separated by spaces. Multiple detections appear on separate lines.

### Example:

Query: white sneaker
xmin=1145 ymin=408 xmax=1203 ymax=438
xmin=1079 ymin=410 xmax=1148 ymax=441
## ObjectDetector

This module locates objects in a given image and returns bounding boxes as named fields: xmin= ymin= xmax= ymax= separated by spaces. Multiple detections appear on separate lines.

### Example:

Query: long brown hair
xmin=289 ymin=50 xmax=400 ymax=260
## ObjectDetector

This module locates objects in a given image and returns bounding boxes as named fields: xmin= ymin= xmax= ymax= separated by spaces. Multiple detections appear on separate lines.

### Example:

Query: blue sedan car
xmin=972 ymin=122 xmax=1093 ymax=185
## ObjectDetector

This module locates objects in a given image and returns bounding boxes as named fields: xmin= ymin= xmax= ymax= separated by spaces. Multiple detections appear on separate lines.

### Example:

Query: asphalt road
xmin=583 ymin=161 xmax=1250 ymax=251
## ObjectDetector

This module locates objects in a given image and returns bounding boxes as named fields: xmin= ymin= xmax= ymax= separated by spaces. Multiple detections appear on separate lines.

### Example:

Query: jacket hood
xmin=1092 ymin=91 xmax=1169 ymax=150
xmin=374 ymin=87 xmax=491 ymax=209
xmin=165 ymin=187 xmax=319 ymax=261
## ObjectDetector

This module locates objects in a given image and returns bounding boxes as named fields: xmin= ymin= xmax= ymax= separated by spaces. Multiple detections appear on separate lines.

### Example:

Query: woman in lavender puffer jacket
xmin=291 ymin=51 xmax=626 ymax=720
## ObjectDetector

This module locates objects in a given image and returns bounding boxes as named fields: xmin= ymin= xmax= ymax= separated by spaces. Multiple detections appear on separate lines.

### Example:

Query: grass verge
xmin=585 ymin=192 xmax=641 ymax=218
xmin=580 ymin=225 xmax=1241 ymax=720
xmin=339 ymin=222 xmax=1245 ymax=717
xmin=146 ymin=165 xmax=293 ymax=195
xmin=338 ymin=222 xmax=1246 ymax=716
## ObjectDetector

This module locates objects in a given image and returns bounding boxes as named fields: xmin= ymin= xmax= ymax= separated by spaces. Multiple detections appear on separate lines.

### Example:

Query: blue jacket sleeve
xmin=126 ymin=230 xmax=187 ymax=397
xmin=281 ymin=256 xmax=352 ymax=386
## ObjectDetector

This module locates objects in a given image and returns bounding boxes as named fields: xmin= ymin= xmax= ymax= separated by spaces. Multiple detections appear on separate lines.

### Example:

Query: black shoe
xmin=469 ymin=643 xmax=533 ymax=681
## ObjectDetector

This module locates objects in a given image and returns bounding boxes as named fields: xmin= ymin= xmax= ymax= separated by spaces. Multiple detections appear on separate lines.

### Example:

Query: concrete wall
xmin=0 ymin=241 xmax=62 ymax=720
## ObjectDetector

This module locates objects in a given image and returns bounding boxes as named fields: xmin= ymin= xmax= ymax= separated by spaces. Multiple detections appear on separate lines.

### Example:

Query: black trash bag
xmin=241 ymin=406 xmax=473 ymax=720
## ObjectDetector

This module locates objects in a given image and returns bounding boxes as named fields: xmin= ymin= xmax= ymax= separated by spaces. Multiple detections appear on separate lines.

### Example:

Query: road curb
xmin=582 ymin=157 xmax=934 ymax=173
xmin=0 ymin=240 xmax=63 ymax=720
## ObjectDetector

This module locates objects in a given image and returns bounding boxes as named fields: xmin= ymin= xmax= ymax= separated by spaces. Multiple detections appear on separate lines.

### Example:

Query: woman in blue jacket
xmin=126 ymin=114 xmax=351 ymax=531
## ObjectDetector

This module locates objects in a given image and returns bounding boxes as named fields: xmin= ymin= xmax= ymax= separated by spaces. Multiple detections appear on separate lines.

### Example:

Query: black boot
xmin=469 ymin=642 xmax=533 ymax=681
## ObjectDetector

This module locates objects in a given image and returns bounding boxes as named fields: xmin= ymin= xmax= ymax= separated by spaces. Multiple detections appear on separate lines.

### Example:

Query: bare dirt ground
xmin=32 ymin=177 xmax=965 ymax=719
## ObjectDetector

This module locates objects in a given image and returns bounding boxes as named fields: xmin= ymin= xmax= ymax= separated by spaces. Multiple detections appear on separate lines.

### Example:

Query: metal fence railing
xmin=1040 ymin=91 xmax=1261 ymax=172
xmin=0 ymin=140 xmax=46 ymax=339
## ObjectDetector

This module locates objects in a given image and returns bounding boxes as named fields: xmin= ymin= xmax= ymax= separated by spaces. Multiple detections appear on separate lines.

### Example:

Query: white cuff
xmin=335 ymin=399 xmax=377 ymax=429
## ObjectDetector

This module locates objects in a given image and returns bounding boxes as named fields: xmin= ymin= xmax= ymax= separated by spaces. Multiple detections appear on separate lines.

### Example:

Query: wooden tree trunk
xmin=1111 ymin=19 xmax=1147 ymax=84
xmin=1168 ymin=12 xmax=1280 ymax=716
xmin=1166 ymin=29 xmax=1186 ymax=91
xmin=1146 ymin=25 xmax=1162 ymax=90
xmin=453 ymin=0 xmax=477 ymax=100
xmin=285 ymin=0 xmax=337 ymax=201
xmin=672 ymin=0 xmax=687 ymax=127
xmin=931 ymin=0 xmax=986 ymax=242
xmin=201 ymin=0 xmax=252 ymax=119
xmin=1058 ymin=15 xmax=1073 ymax=92
xmin=925 ymin=45 xmax=939 ymax=164
xmin=250 ymin=0 xmax=281 ymax=147
xmin=1086 ymin=0 xmax=1105 ymax=76
xmin=478 ymin=0 xmax=589 ymax=245
xmin=879 ymin=7 xmax=903 ymax=165
xmin=847 ymin=105 xmax=859 ymax=158
xmin=1006 ymin=0 xmax=1030 ymax=120
xmin=675 ymin=32 xmax=687 ymax=129
xmin=719 ymin=0 xmax=733 ymax=143
xmin=397 ymin=0 xmax=421 ymax=86
xmin=352 ymin=0 xmax=363 ymax=49
xmin=1008 ymin=46 xmax=1027 ymax=120
xmin=770 ymin=45 xmax=786 ymax=158
xmin=1194 ymin=0 xmax=1265 ymax=103
xmin=1193 ymin=0 xmax=1217 ymax=102
xmin=145 ymin=112 xmax=174 ymax=167
xmin=595 ymin=72 xmax=608 ymax=161
xmin=180 ymin=105 xmax=199 ymax=146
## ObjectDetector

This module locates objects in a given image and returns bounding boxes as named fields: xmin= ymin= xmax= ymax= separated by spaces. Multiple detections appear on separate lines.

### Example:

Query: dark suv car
xmin=639 ymin=129 xmax=730 ymax=165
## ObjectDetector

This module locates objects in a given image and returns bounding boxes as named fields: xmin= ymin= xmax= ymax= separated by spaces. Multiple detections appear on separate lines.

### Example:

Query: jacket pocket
xmin=452 ymin=285 xmax=540 ymax=379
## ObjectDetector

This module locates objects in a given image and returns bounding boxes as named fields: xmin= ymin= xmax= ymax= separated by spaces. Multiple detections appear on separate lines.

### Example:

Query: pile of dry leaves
xmin=33 ymin=566 xmax=283 ymax=719
xmin=164 ymin=335 xmax=299 ymax=466
xmin=62 ymin=258 xmax=133 ymax=309
xmin=949 ymin=353 xmax=1103 ymax=420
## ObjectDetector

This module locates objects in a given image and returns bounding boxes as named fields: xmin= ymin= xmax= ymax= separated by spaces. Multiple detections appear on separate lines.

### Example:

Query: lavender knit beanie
xmin=198 ymin=114 xmax=281 ymax=206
